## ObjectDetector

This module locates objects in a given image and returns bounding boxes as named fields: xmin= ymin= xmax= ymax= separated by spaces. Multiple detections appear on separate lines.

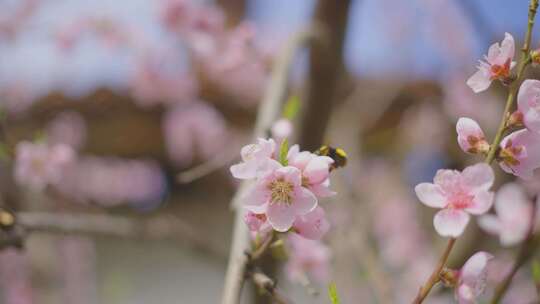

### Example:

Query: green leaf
xmin=279 ymin=138 xmax=288 ymax=166
xmin=328 ymin=283 xmax=340 ymax=304
xmin=532 ymin=260 xmax=540 ymax=284
xmin=0 ymin=143 xmax=9 ymax=162
xmin=282 ymin=95 xmax=300 ymax=120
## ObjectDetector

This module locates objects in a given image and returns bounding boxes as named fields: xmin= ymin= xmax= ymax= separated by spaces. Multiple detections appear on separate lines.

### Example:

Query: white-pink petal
xmin=433 ymin=209 xmax=470 ymax=237
xmin=466 ymin=190 xmax=494 ymax=215
xmin=267 ymin=203 xmax=296 ymax=232
xmin=292 ymin=187 xmax=318 ymax=215
xmin=462 ymin=163 xmax=494 ymax=192
xmin=466 ymin=68 xmax=492 ymax=93
xmin=415 ymin=183 xmax=447 ymax=208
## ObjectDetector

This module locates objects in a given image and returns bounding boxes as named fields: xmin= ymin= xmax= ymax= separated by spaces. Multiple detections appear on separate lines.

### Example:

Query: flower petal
xmin=467 ymin=68 xmax=492 ymax=93
xmin=293 ymin=187 xmax=318 ymax=215
xmin=462 ymin=163 xmax=494 ymax=191
xmin=477 ymin=215 xmax=501 ymax=235
xmin=433 ymin=209 xmax=470 ymax=237
xmin=466 ymin=190 xmax=494 ymax=215
xmin=461 ymin=251 xmax=493 ymax=283
xmin=267 ymin=203 xmax=296 ymax=232
xmin=415 ymin=183 xmax=447 ymax=208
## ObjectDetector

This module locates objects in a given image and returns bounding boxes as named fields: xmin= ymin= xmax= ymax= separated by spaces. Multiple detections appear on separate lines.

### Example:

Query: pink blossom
xmin=456 ymin=118 xmax=489 ymax=154
xmin=467 ymin=33 xmax=515 ymax=93
xmin=244 ymin=212 xmax=269 ymax=233
xmin=479 ymin=183 xmax=536 ymax=246
xmin=287 ymin=145 xmax=335 ymax=198
xmin=292 ymin=206 xmax=330 ymax=240
xmin=230 ymin=138 xmax=276 ymax=180
xmin=14 ymin=142 xmax=75 ymax=191
xmin=271 ymin=118 xmax=293 ymax=142
xmin=243 ymin=162 xmax=317 ymax=232
xmin=499 ymin=129 xmax=540 ymax=179
xmin=517 ymin=79 xmax=540 ymax=133
xmin=164 ymin=102 xmax=228 ymax=168
xmin=285 ymin=234 xmax=331 ymax=284
xmin=415 ymin=163 xmax=495 ymax=237
xmin=245 ymin=207 xmax=329 ymax=240
xmin=46 ymin=111 xmax=87 ymax=150
xmin=456 ymin=252 xmax=493 ymax=304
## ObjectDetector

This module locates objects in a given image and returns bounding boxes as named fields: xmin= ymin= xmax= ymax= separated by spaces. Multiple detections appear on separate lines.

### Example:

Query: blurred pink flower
xmin=130 ymin=52 xmax=198 ymax=107
xmin=243 ymin=162 xmax=317 ymax=232
xmin=285 ymin=234 xmax=331 ymax=284
xmin=15 ymin=141 xmax=75 ymax=191
xmin=292 ymin=206 xmax=330 ymax=240
xmin=479 ymin=183 xmax=537 ymax=246
xmin=287 ymin=145 xmax=335 ymax=198
xmin=456 ymin=117 xmax=489 ymax=154
xmin=271 ymin=118 xmax=293 ymax=143
xmin=415 ymin=163 xmax=494 ymax=237
xmin=499 ymin=129 xmax=540 ymax=179
xmin=456 ymin=252 xmax=493 ymax=304
xmin=0 ymin=249 xmax=33 ymax=304
xmin=46 ymin=111 xmax=87 ymax=150
xmin=517 ymin=79 xmax=540 ymax=133
xmin=57 ymin=157 xmax=165 ymax=207
xmin=230 ymin=138 xmax=276 ymax=180
xmin=467 ymin=33 xmax=515 ymax=93
xmin=164 ymin=102 xmax=228 ymax=167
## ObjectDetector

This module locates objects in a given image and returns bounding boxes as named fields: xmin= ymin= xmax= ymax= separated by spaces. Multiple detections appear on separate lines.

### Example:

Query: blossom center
xmin=449 ymin=192 xmax=474 ymax=209
xmin=269 ymin=178 xmax=294 ymax=205
xmin=489 ymin=59 xmax=511 ymax=80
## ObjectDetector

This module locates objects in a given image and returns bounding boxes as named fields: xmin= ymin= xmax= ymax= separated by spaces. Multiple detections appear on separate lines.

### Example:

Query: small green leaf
xmin=328 ymin=283 xmax=340 ymax=304
xmin=279 ymin=138 xmax=288 ymax=166
xmin=283 ymin=95 xmax=301 ymax=120
xmin=532 ymin=260 xmax=540 ymax=284
xmin=0 ymin=143 xmax=9 ymax=161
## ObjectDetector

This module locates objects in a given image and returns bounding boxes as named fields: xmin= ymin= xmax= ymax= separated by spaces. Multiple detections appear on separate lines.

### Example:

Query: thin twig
xmin=412 ymin=238 xmax=456 ymax=304
xmin=176 ymin=137 xmax=243 ymax=184
xmin=220 ymin=29 xmax=318 ymax=304
xmin=412 ymin=1 xmax=539 ymax=302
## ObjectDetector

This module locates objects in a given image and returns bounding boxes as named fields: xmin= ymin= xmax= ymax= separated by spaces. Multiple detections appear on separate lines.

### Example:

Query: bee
xmin=315 ymin=145 xmax=348 ymax=170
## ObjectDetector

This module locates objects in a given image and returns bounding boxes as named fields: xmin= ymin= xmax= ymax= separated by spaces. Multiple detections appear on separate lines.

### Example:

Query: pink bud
xmin=456 ymin=118 xmax=489 ymax=154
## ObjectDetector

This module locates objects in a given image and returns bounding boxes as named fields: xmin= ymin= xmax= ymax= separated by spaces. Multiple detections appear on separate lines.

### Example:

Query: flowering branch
xmin=485 ymin=0 xmax=539 ymax=164
xmin=413 ymin=1 xmax=539 ymax=303
xmin=220 ymin=29 xmax=318 ymax=304
xmin=490 ymin=197 xmax=539 ymax=303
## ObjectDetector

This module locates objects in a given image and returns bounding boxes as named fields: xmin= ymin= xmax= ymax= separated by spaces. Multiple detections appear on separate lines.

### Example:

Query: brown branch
xmin=220 ymin=29 xmax=318 ymax=304
xmin=297 ymin=0 xmax=351 ymax=151
xmin=0 ymin=211 xmax=225 ymax=260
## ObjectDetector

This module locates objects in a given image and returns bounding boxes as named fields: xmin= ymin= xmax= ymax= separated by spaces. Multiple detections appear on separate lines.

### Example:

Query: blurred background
xmin=0 ymin=0 xmax=539 ymax=303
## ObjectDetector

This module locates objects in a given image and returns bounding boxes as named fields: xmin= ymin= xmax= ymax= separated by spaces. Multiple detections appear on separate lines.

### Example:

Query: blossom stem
xmin=490 ymin=198 xmax=539 ymax=304
xmin=485 ymin=0 xmax=539 ymax=165
xmin=221 ymin=29 xmax=319 ymax=304
xmin=412 ymin=238 xmax=456 ymax=304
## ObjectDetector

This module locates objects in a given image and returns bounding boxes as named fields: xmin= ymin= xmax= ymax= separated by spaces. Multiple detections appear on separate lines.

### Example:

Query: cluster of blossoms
xmin=415 ymin=32 xmax=540 ymax=303
xmin=230 ymin=137 xmax=334 ymax=283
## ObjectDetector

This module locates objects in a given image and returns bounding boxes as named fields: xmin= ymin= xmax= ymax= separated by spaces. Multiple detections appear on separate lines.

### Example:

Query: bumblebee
xmin=315 ymin=145 xmax=348 ymax=170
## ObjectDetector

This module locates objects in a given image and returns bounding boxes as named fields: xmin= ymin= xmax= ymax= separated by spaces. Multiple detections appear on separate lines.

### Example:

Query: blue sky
xmin=0 ymin=0 xmax=537 ymax=97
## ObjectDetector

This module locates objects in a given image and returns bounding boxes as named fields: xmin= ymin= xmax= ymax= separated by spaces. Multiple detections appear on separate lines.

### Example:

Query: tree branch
xmin=0 ymin=211 xmax=225 ymax=260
